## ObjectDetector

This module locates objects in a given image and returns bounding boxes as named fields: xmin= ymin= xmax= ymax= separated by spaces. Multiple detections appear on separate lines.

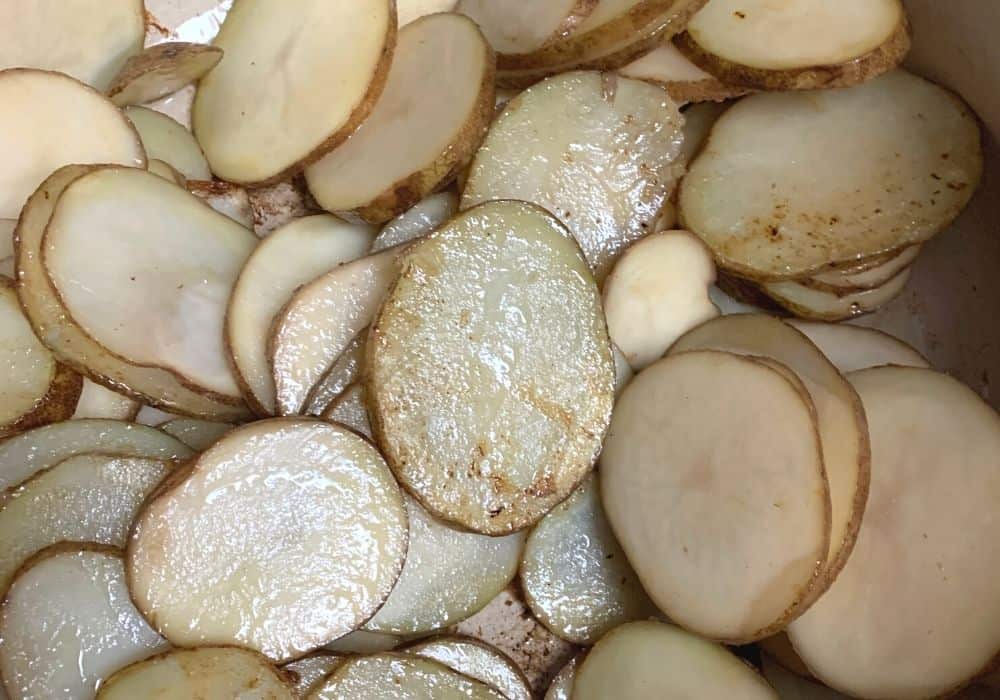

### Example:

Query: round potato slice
xmin=371 ymin=192 xmax=459 ymax=253
xmin=456 ymin=0 xmax=597 ymax=56
xmin=159 ymin=418 xmax=234 ymax=451
xmin=807 ymin=245 xmax=921 ymax=293
xmin=573 ymin=621 xmax=778 ymax=699
xmin=0 ymin=546 xmax=168 ymax=700
xmin=619 ymin=42 xmax=750 ymax=103
xmin=368 ymin=200 xmax=614 ymax=534
xmin=72 ymin=379 xmax=140 ymax=420
xmin=786 ymin=321 xmax=929 ymax=374
xmin=127 ymin=419 xmax=408 ymax=661
xmin=304 ymin=336 xmax=366 ymax=417
xmin=125 ymin=106 xmax=212 ymax=181
xmin=107 ymin=42 xmax=224 ymax=107
xmin=285 ymin=653 xmax=343 ymax=699
xmin=787 ymin=367 xmax=1000 ymax=700
xmin=322 ymin=384 xmax=373 ymax=439
xmin=406 ymin=636 xmax=532 ymax=700
xmin=192 ymin=0 xmax=396 ymax=185
xmin=601 ymin=351 xmax=829 ymax=642
xmin=679 ymin=70 xmax=982 ymax=280
xmin=98 ymin=647 xmax=293 ymax=700
xmin=544 ymin=655 xmax=579 ymax=700
xmin=762 ymin=269 xmax=912 ymax=321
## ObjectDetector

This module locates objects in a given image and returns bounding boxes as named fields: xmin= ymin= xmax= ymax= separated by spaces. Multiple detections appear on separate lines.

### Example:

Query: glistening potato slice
xmin=807 ymin=245 xmax=921 ymax=293
xmin=762 ymin=269 xmax=912 ymax=321
xmin=787 ymin=321 xmax=929 ymax=374
xmin=787 ymin=368 xmax=1000 ymax=700
xmin=619 ymin=42 xmax=749 ymax=102
xmin=323 ymin=384 xmax=373 ymax=439
xmin=601 ymin=351 xmax=829 ymax=642
xmin=371 ymin=192 xmax=459 ymax=253
xmin=127 ymin=419 xmax=407 ymax=661
xmin=192 ymin=0 xmax=396 ymax=185
xmin=455 ymin=0 xmax=597 ymax=56
xmin=107 ymin=42 xmax=224 ymax=107
xmin=285 ymin=653 xmax=343 ymax=699
xmin=124 ymin=106 xmax=212 ymax=181
xmin=679 ymin=70 xmax=982 ymax=280
xmin=325 ymin=631 xmax=401 ymax=655
xmin=406 ymin=637 xmax=532 ymax=700
xmin=462 ymin=71 xmax=685 ymax=281
xmin=159 ymin=419 xmax=234 ymax=451
xmin=304 ymin=337 xmax=366 ymax=417
xmin=368 ymin=201 xmax=614 ymax=534
xmin=545 ymin=656 xmax=579 ymax=700
xmin=72 ymin=379 xmax=140 ymax=420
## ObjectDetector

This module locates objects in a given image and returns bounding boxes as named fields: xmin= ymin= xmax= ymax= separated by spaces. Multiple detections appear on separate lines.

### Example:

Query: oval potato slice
xmin=371 ymin=192 xmax=459 ymax=253
xmin=455 ymin=0 xmax=597 ymax=56
xmin=284 ymin=653 xmax=343 ymax=699
xmin=406 ymin=636 xmax=532 ymax=700
xmin=125 ymin=105 xmax=212 ymax=181
xmin=107 ymin=42 xmax=224 ymax=107
xmin=762 ymin=269 xmax=912 ymax=321
xmin=544 ymin=656 xmax=579 ymax=700
xmin=807 ymin=245 xmax=921 ymax=293
xmin=619 ymin=41 xmax=749 ymax=103
xmin=304 ymin=336 xmax=366 ymax=417
xmin=159 ymin=418 xmax=234 ymax=451
xmin=72 ymin=379 xmax=140 ymax=420
xmin=787 ymin=321 xmax=929 ymax=374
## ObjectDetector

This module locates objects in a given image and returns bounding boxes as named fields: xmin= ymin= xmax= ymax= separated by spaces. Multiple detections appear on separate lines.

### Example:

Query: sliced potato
xmin=399 ymin=0 xmax=459 ymax=26
xmin=147 ymin=158 xmax=187 ymax=186
xmin=456 ymin=0 xmax=598 ymax=56
xmin=787 ymin=368 xmax=1000 ymax=699
xmin=304 ymin=336 xmax=366 ymax=417
xmin=285 ymin=653 xmax=343 ymax=699
xmin=193 ymin=0 xmax=396 ymax=185
xmin=127 ymin=419 xmax=407 ymax=661
xmin=322 ymin=384 xmax=373 ymax=439
xmin=124 ymin=106 xmax=212 ymax=186
xmin=805 ymin=245 xmax=921 ymax=293
xmin=227 ymin=215 xmax=373 ymax=414
xmin=188 ymin=178 xmax=255 ymax=229
xmin=72 ymin=379 xmax=141 ymax=420
xmin=108 ymin=42 xmax=224 ymax=107
xmin=787 ymin=321 xmax=929 ymax=374
xmin=0 ymin=546 xmax=168 ymax=700
xmin=612 ymin=344 xmax=635 ymax=395
xmin=135 ymin=405 xmax=180 ymax=427
xmin=679 ymin=70 xmax=982 ymax=280
xmin=406 ymin=636 xmax=532 ymax=700
xmin=762 ymin=269 xmax=912 ymax=321
xmin=544 ymin=655 xmax=579 ymax=700
xmin=462 ymin=71 xmax=685 ymax=281
xmin=325 ymin=631 xmax=401 ymax=655
xmin=521 ymin=474 xmax=656 ymax=644
xmin=619 ymin=42 xmax=749 ymax=102
xmin=159 ymin=418 xmax=234 ymax=450
xmin=368 ymin=201 xmax=614 ymax=534
xmin=708 ymin=284 xmax=761 ymax=315
xmin=371 ymin=192 xmax=459 ymax=253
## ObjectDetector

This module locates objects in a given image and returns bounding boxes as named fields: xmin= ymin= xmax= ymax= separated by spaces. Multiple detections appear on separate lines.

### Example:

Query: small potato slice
xmin=788 ymin=367 xmax=1000 ymax=699
xmin=188 ymin=179 xmax=255 ymax=229
xmin=762 ymin=269 xmax=912 ymax=321
xmin=368 ymin=200 xmax=614 ymax=534
xmin=455 ymin=0 xmax=597 ymax=56
xmin=147 ymin=159 xmax=187 ymax=186
xmin=325 ymin=631 xmax=401 ymax=655
xmin=305 ymin=14 xmax=494 ymax=223
xmin=0 ymin=546 xmax=168 ymax=700
xmin=125 ymin=105 xmax=212 ymax=181
xmin=98 ymin=647 xmax=293 ymax=700
xmin=107 ymin=42 xmax=224 ymax=107
xmin=787 ymin=321 xmax=929 ymax=374
xmin=677 ymin=0 xmax=909 ymax=91
xmin=544 ymin=656 xmax=579 ymax=700
xmin=601 ymin=351 xmax=829 ymax=642
xmin=159 ymin=418 xmax=234 ymax=450
xmin=192 ymin=0 xmax=396 ymax=185
xmin=462 ymin=71 xmax=685 ymax=281
xmin=521 ymin=474 xmax=656 ymax=644
xmin=399 ymin=0 xmax=459 ymax=26
xmin=322 ymin=384 xmax=373 ymax=438
xmin=72 ymin=379 xmax=141 ymax=420
xmin=304 ymin=336 xmax=366 ymax=417
xmin=285 ymin=653 xmax=343 ymax=699
xmin=573 ymin=621 xmax=778 ymax=699
xmin=679 ymin=70 xmax=982 ymax=280
xmin=227 ymin=215 xmax=373 ymax=414
xmin=805 ymin=245 xmax=921 ymax=293
xmin=619 ymin=42 xmax=749 ymax=102
xmin=406 ymin=636 xmax=532 ymax=700
xmin=371 ymin=192 xmax=459 ymax=253
xmin=603 ymin=230 xmax=718 ymax=369
xmin=127 ymin=419 xmax=407 ymax=661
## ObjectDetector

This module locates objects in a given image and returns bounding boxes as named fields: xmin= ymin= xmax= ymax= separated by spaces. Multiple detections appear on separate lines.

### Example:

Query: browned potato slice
xmin=786 ymin=321 xmax=929 ymax=373
xmin=762 ymin=269 xmax=911 ymax=321
xmin=124 ymin=105 xmax=212 ymax=181
xmin=308 ymin=653 xmax=505 ymax=699
xmin=456 ymin=0 xmax=598 ymax=55
xmin=107 ymin=42 xmax=224 ymax=107
xmin=619 ymin=41 xmax=750 ymax=102
xmin=406 ymin=636 xmax=532 ymax=700
xmin=804 ymin=245 xmax=921 ymax=293
xmin=71 ymin=379 xmax=140 ymax=420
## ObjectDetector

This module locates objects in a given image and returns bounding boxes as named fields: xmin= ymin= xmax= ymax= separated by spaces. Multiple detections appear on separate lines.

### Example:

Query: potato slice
xmin=304 ymin=336 xmax=366 ymax=417
xmin=787 ymin=367 xmax=1000 ymax=699
xmin=677 ymin=100 xmax=728 ymax=165
xmin=0 ymin=545 xmax=169 ymax=700
xmin=602 ymin=351 xmax=829 ymax=641
xmin=108 ymin=42 xmax=224 ymax=107
xmin=305 ymin=14 xmax=494 ymax=224
xmin=787 ymin=321 xmax=929 ymax=374
xmin=188 ymin=179 xmax=255 ymax=229
xmin=603 ymin=230 xmax=718 ymax=369
xmin=455 ymin=0 xmax=597 ymax=56
xmin=619 ymin=42 xmax=749 ymax=102
xmin=759 ymin=634 xmax=814 ymax=679
xmin=372 ymin=192 xmax=459 ymax=253
xmin=544 ymin=656 xmax=579 ymax=700
xmin=97 ymin=647 xmax=293 ymax=700
xmin=0 ymin=0 xmax=144 ymax=90
xmin=762 ymin=269 xmax=912 ymax=321
xmin=227 ymin=215 xmax=372 ymax=414
xmin=521 ymin=474 xmax=656 ymax=644
xmin=124 ymin=106 xmax=212 ymax=188
xmin=677 ymin=0 xmax=909 ymax=91
xmin=147 ymin=159 xmax=187 ymax=186
xmin=127 ymin=419 xmax=407 ymax=661
xmin=72 ymin=379 xmax=141 ymax=420
xmin=192 ymin=0 xmax=396 ymax=185
xmin=325 ymin=631 xmax=401 ymax=655
xmin=159 ymin=418 xmax=234 ymax=450
xmin=285 ymin=653 xmax=343 ymax=699
xmin=462 ymin=71 xmax=685 ymax=281
xmin=399 ymin=0 xmax=458 ymax=26
xmin=708 ymin=284 xmax=760 ymax=315
xmin=369 ymin=201 xmax=613 ymax=534
xmin=805 ymin=245 xmax=921 ymax=293
xmin=406 ymin=637 xmax=532 ymax=700
xmin=573 ymin=621 xmax=778 ymax=699
xmin=322 ymin=384 xmax=373 ymax=439
xmin=612 ymin=344 xmax=634 ymax=395
xmin=679 ymin=70 xmax=982 ymax=280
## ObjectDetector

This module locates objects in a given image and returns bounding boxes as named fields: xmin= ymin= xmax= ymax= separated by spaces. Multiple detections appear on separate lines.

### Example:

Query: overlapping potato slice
xmin=187 ymin=179 xmax=255 ymax=229
xmin=193 ymin=0 xmax=396 ymax=185
xmin=368 ymin=201 xmax=614 ymax=534
xmin=762 ymin=269 xmax=911 ymax=321
xmin=787 ymin=321 xmax=929 ymax=373
xmin=127 ymin=419 xmax=408 ymax=661
xmin=619 ymin=41 xmax=749 ymax=102
xmin=399 ymin=0 xmax=459 ymax=26
xmin=612 ymin=344 xmax=635 ymax=395
xmin=304 ymin=336 xmax=366 ymax=417
xmin=285 ymin=653 xmax=343 ymax=699
xmin=0 ymin=219 xmax=14 ymax=267
xmin=147 ymin=159 xmax=188 ymax=186
xmin=456 ymin=0 xmax=597 ymax=56
xmin=124 ymin=106 xmax=212 ymax=181
xmin=371 ymin=192 xmax=458 ymax=253
xmin=806 ymin=245 xmax=921 ymax=293
xmin=462 ymin=71 xmax=685 ymax=281
xmin=677 ymin=100 xmax=728 ymax=165
xmin=159 ymin=418 xmax=233 ymax=450
xmin=406 ymin=637 xmax=532 ymax=700
xmin=108 ymin=42 xmax=224 ymax=107
xmin=72 ymin=379 xmax=140 ymax=420
xmin=325 ymin=631 xmax=401 ymax=655
xmin=322 ymin=384 xmax=373 ymax=438
xmin=544 ymin=656 xmax=579 ymax=700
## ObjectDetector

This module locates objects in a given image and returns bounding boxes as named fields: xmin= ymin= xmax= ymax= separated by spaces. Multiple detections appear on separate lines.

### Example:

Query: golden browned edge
xmin=312 ymin=651 xmax=503 ymax=695
xmin=302 ymin=332 xmax=366 ymax=416
xmin=759 ymin=635 xmax=815 ymax=679
xmin=401 ymin=633 xmax=533 ymax=695
xmin=648 ymin=77 xmax=750 ymax=104
xmin=106 ymin=42 xmax=224 ymax=104
xmin=761 ymin=269 xmax=911 ymax=322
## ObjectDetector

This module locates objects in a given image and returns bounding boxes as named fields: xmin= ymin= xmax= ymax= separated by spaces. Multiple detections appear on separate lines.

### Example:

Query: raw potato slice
xmin=364 ymin=494 xmax=524 ymax=635
xmin=371 ymin=192 xmax=459 ymax=253
xmin=399 ymin=0 xmax=458 ymax=26
xmin=0 ymin=0 xmax=144 ymax=90
xmin=544 ymin=656 xmax=579 ymax=700
xmin=806 ymin=245 xmax=921 ymax=293
xmin=147 ymin=159 xmax=187 ymax=186
xmin=601 ymin=351 xmax=829 ymax=641
xmin=788 ymin=367 xmax=1000 ymax=699
xmin=125 ymin=105 xmax=212 ymax=181
xmin=188 ymin=179 xmax=255 ymax=229
xmin=763 ymin=269 xmax=912 ymax=322
xmin=159 ymin=418 xmax=234 ymax=450
xmin=304 ymin=336 xmax=366 ymax=417
xmin=0 ymin=546 xmax=168 ymax=700
xmin=787 ymin=321 xmax=929 ymax=374
xmin=612 ymin=344 xmax=634 ymax=395
xmin=72 ymin=379 xmax=141 ymax=420
xmin=325 ymin=631 xmax=401 ymax=655
xmin=285 ymin=653 xmax=343 ymax=699
xmin=619 ymin=42 xmax=749 ymax=102
xmin=322 ymin=384 xmax=373 ymax=439
xmin=127 ymin=419 xmax=408 ymax=661
xmin=677 ymin=0 xmax=909 ymax=90
xmin=462 ymin=71 xmax=685 ymax=281
xmin=368 ymin=201 xmax=614 ymax=534
xmin=98 ymin=647 xmax=293 ymax=700
xmin=573 ymin=621 xmax=778 ymax=699
xmin=192 ymin=0 xmax=396 ymax=185
xmin=107 ymin=42 xmax=224 ymax=107
xmin=305 ymin=14 xmax=494 ymax=223
xmin=680 ymin=70 xmax=983 ymax=280
xmin=406 ymin=637 xmax=532 ymax=700
xmin=0 ymin=70 xmax=145 ymax=220
xmin=227 ymin=215 xmax=373 ymax=414
xmin=603 ymin=230 xmax=719 ymax=369
xmin=455 ymin=0 xmax=597 ymax=55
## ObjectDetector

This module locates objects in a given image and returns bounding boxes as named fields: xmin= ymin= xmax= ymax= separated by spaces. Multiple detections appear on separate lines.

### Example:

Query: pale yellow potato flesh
xmin=159 ymin=418 xmax=234 ymax=450
xmin=0 ymin=280 xmax=60 ymax=431
xmin=808 ymin=244 xmax=921 ymax=292
xmin=619 ymin=42 xmax=748 ymax=102
xmin=108 ymin=42 xmax=224 ymax=107
xmin=71 ymin=379 xmax=140 ymax=420
xmin=285 ymin=653 xmax=343 ymax=699
xmin=325 ymin=630 xmax=401 ymax=655
xmin=124 ymin=105 xmax=212 ymax=183
xmin=788 ymin=367 xmax=1000 ymax=700
xmin=787 ymin=321 xmax=929 ymax=374
xmin=147 ymin=159 xmax=187 ymax=186
xmin=322 ymin=384 xmax=373 ymax=439
xmin=407 ymin=637 xmax=532 ymax=700
xmin=763 ymin=269 xmax=912 ymax=321
xmin=399 ymin=0 xmax=458 ymax=26
xmin=456 ymin=0 xmax=596 ymax=54
xmin=304 ymin=336 xmax=366 ymax=417
xmin=371 ymin=191 xmax=458 ymax=253
xmin=544 ymin=656 xmax=579 ymax=700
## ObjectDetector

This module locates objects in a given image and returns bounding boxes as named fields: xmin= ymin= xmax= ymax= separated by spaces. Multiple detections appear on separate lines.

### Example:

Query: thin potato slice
xmin=619 ymin=42 xmax=749 ymax=102
xmin=787 ymin=321 xmax=929 ymax=374
xmin=125 ymin=105 xmax=212 ymax=181
xmin=612 ymin=344 xmax=634 ymax=395
xmin=544 ymin=656 xmax=579 ymax=700
xmin=399 ymin=0 xmax=459 ymax=26
xmin=455 ymin=0 xmax=597 ymax=56
xmin=462 ymin=71 xmax=685 ymax=281
xmin=325 ymin=631 xmax=401 ymax=655
xmin=372 ymin=192 xmax=459 ymax=253
xmin=192 ymin=0 xmax=396 ymax=185
xmin=601 ymin=351 xmax=829 ymax=641
xmin=72 ymin=379 xmax=141 ymax=420
xmin=763 ymin=269 xmax=912 ymax=321
xmin=406 ymin=636 xmax=532 ymax=700
xmin=159 ymin=418 xmax=234 ymax=450
xmin=108 ymin=42 xmax=224 ymax=107
xmin=188 ymin=179 xmax=255 ymax=229
xmin=322 ymin=384 xmax=373 ymax=439
xmin=304 ymin=336 xmax=366 ymax=417
xmin=127 ymin=419 xmax=407 ymax=661
xmin=147 ymin=159 xmax=187 ymax=186
xmin=573 ymin=621 xmax=778 ymax=699
xmin=680 ymin=70 xmax=982 ymax=280
xmin=521 ymin=474 xmax=657 ymax=644
xmin=788 ymin=367 xmax=1000 ymax=699
xmin=368 ymin=201 xmax=614 ymax=534
xmin=285 ymin=653 xmax=343 ymax=699
xmin=806 ymin=245 xmax=921 ymax=293
xmin=708 ymin=284 xmax=761 ymax=315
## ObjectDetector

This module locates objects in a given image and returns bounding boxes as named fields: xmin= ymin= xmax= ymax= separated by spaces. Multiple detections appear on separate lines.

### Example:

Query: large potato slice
xmin=601 ymin=351 xmax=829 ymax=641
xmin=371 ymin=192 xmax=459 ymax=253
xmin=406 ymin=637 xmax=532 ymax=700
xmin=71 ymin=379 xmax=140 ymax=420
xmin=159 ymin=418 xmax=234 ymax=450
xmin=127 ymin=419 xmax=407 ymax=661
xmin=762 ymin=269 xmax=912 ymax=321
xmin=680 ymin=70 xmax=982 ymax=280
xmin=787 ymin=367 xmax=1000 ymax=699
xmin=192 ymin=0 xmax=396 ymax=185
xmin=368 ymin=201 xmax=613 ymax=534
xmin=124 ymin=106 xmax=212 ymax=181
xmin=0 ymin=545 xmax=168 ymax=700
xmin=304 ymin=337 xmax=366 ymax=417
xmin=285 ymin=653 xmax=343 ymax=699
xmin=108 ymin=42 xmax=224 ymax=107
xmin=619 ymin=41 xmax=749 ymax=102
xmin=787 ymin=321 xmax=929 ymax=374
xmin=456 ymin=0 xmax=597 ymax=56
xmin=463 ymin=71 xmax=685 ymax=281
xmin=806 ymin=245 xmax=921 ymax=293
xmin=305 ymin=14 xmax=494 ymax=224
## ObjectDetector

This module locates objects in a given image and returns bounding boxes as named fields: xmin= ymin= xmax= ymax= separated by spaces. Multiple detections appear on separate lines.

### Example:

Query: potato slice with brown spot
xmin=619 ymin=41 xmax=750 ymax=102
xmin=284 ymin=653 xmax=343 ymax=699
xmin=107 ymin=42 xmax=223 ymax=107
